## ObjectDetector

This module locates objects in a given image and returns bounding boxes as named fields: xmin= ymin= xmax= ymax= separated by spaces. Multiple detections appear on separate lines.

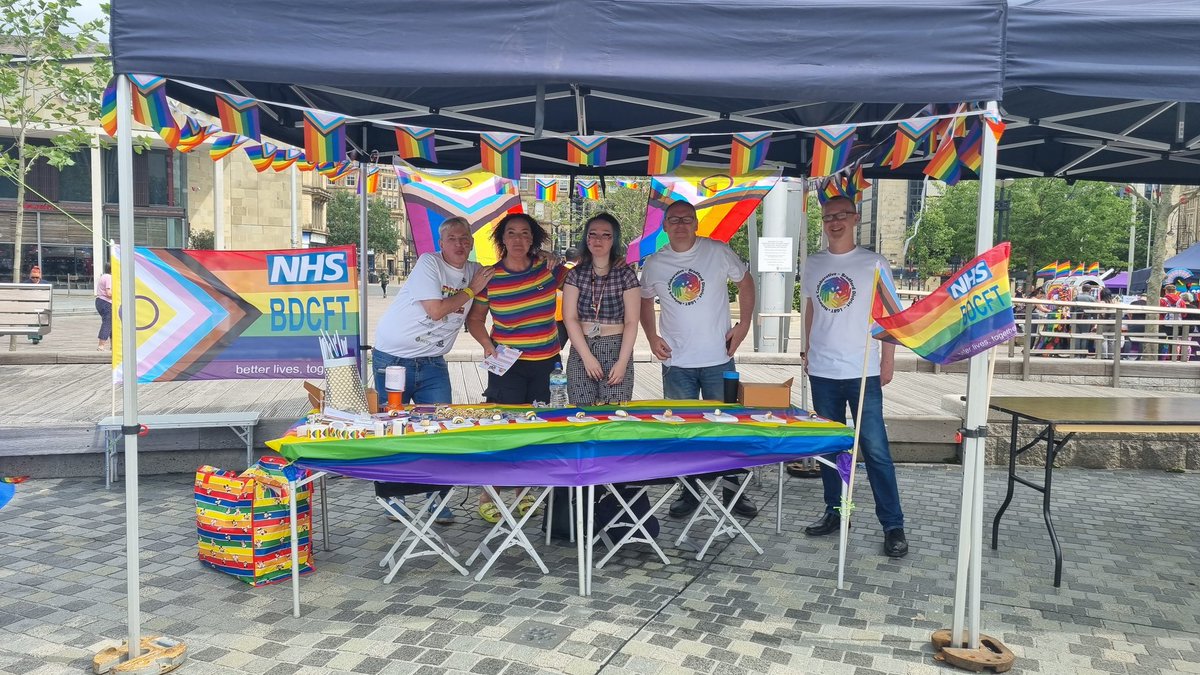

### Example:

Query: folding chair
xmin=374 ymin=482 xmax=468 ymax=582
xmin=465 ymin=486 xmax=550 ymax=581
xmin=591 ymin=478 xmax=678 ymax=569
xmin=675 ymin=470 xmax=764 ymax=560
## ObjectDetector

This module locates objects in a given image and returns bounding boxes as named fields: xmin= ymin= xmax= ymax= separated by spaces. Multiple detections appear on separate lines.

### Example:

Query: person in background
xmin=373 ymin=217 xmax=493 ymax=524
xmin=466 ymin=213 xmax=567 ymax=523
xmin=380 ymin=272 xmax=390 ymax=298
xmin=1126 ymin=294 xmax=1148 ymax=360
xmin=800 ymin=196 xmax=908 ymax=558
xmin=639 ymin=200 xmax=758 ymax=520
xmin=24 ymin=266 xmax=48 ymax=345
xmin=96 ymin=269 xmax=113 ymax=351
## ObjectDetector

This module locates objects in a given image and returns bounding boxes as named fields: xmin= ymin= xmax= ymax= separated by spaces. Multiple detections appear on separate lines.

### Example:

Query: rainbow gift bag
xmin=195 ymin=456 xmax=313 ymax=586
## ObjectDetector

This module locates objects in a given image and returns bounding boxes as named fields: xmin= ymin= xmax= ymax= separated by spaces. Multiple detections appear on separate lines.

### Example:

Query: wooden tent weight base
xmin=93 ymin=636 xmax=187 ymax=675
xmin=931 ymin=629 xmax=1015 ymax=673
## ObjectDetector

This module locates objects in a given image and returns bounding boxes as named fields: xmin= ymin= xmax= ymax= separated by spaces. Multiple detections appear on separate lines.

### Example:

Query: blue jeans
xmin=661 ymin=359 xmax=735 ymax=400
xmin=372 ymin=350 xmax=452 ymax=404
xmin=809 ymin=375 xmax=904 ymax=532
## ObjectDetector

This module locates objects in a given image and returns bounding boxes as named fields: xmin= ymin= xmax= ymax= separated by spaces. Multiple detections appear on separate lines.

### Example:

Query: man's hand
xmin=469 ymin=266 xmax=494 ymax=294
xmin=724 ymin=322 xmax=750 ymax=356
xmin=880 ymin=355 xmax=895 ymax=386
xmin=648 ymin=335 xmax=672 ymax=361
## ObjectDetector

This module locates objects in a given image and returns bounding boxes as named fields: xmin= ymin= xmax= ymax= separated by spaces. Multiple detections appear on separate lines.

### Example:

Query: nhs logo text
xmin=267 ymin=252 xmax=349 ymax=285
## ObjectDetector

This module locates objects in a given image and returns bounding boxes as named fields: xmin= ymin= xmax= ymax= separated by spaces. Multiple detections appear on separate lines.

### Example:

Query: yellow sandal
xmin=478 ymin=502 xmax=501 ymax=524
xmin=517 ymin=494 xmax=538 ymax=517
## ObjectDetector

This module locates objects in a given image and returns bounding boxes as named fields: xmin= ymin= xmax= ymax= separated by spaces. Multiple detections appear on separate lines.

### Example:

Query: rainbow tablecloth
xmin=266 ymin=401 xmax=854 ymax=487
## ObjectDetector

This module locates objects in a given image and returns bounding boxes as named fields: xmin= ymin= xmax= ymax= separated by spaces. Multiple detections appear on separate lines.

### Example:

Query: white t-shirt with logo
xmin=802 ymin=246 xmax=893 ymax=379
xmin=640 ymin=237 xmax=747 ymax=368
xmin=374 ymin=253 xmax=480 ymax=358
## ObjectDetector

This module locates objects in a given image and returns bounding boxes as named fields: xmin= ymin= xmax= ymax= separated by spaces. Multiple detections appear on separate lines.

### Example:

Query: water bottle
xmin=549 ymin=362 xmax=570 ymax=407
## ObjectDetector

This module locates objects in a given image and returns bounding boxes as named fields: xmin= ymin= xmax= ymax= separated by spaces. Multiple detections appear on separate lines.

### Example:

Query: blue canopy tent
xmin=1129 ymin=242 xmax=1200 ymax=292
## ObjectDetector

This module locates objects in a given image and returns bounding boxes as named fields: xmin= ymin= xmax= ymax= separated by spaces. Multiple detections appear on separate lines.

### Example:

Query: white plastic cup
xmin=385 ymin=366 xmax=407 ymax=392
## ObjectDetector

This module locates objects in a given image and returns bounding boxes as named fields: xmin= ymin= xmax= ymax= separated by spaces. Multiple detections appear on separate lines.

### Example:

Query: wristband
xmin=462 ymin=287 xmax=476 ymax=299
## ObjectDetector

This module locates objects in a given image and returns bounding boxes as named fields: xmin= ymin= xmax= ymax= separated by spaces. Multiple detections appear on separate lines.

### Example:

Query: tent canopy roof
xmin=110 ymin=0 xmax=1200 ymax=183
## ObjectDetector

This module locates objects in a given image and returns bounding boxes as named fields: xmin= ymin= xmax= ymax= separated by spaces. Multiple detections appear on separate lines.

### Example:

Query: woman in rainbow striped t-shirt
xmin=466 ymin=213 xmax=567 ymax=522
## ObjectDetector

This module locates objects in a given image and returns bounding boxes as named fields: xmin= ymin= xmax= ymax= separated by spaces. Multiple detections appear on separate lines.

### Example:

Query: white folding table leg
xmin=776 ymin=462 xmax=785 ymax=535
xmin=467 ymin=486 xmax=550 ymax=581
xmin=678 ymin=476 xmax=763 ymax=560
xmin=585 ymin=485 xmax=594 ymax=596
xmin=593 ymin=483 xmax=677 ymax=568
xmin=575 ymin=485 xmax=586 ymax=596
xmin=378 ymin=492 xmax=468 ymax=581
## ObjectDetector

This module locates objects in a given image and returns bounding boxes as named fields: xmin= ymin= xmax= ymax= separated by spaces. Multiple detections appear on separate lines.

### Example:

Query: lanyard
xmin=591 ymin=267 xmax=611 ymax=322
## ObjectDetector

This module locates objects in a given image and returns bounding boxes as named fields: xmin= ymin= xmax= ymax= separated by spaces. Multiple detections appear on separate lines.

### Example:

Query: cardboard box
xmin=738 ymin=378 xmax=794 ymax=407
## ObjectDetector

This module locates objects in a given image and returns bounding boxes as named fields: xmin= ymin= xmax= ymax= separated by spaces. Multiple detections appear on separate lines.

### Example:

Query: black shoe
xmin=723 ymin=490 xmax=758 ymax=518
xmin=669 ymin=494 xmax=699 ymax=518
xmin=883 ymin=528 xmax=909 ymax=558
xmin=804 ymin=512 xmax=840 ymax=536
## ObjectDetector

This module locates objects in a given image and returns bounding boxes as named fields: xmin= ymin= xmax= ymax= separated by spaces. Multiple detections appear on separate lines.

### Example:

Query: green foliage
xmin=326 ymin=190 xmax=401 ymax=254
xmin=544 ymin=181 xmax=649 ymax=253
xmin=187 ymin=229 xmax=215 ymax=250
xmin=0 ymin=0 xmax=111 ymax=283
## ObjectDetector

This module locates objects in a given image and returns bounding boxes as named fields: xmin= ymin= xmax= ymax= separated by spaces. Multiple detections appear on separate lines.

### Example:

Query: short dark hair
xmin=578 ymin=213 xmax=625 ymax=269
xmin=492 ymin=213 xmax=547 ymax=259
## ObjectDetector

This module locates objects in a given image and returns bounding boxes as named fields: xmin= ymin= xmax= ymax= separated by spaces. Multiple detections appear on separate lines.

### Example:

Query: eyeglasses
xmin=586 ymin=232 xmax=613 ymax=240
xmin=821 ymin=211 xmax=856 ymax=223
xmin=666 ymin=216 xmax=696 ymax=225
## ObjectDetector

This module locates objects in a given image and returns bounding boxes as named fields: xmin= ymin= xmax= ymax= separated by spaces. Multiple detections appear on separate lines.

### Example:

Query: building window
xmin=57 ymin=151 xmax=92 ymax=202
xmin=104 ymin=215 xmax=186 ymax=248
xmin=102 ymin=147 xmax=181 ymax=206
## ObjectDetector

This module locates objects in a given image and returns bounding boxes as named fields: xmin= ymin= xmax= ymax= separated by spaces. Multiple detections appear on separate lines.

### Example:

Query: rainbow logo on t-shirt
xmin=817 ymin=273 xmax=855 ymax=311
xmin=668 ymin=269 xmax=704 ymax=305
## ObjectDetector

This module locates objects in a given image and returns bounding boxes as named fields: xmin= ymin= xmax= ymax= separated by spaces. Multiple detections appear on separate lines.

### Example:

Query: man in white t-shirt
xmin=800 ymin=196 xmax=907 ymax=558
xmin=373 ymin=217 xmax=492 ymax=403
xmin=640 ymin=200 xmax=757 ymax=518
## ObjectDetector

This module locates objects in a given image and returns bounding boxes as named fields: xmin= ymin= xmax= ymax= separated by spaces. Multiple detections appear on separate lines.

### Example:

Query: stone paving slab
xmin=0 ymin=464 xmax=1197 ymax=674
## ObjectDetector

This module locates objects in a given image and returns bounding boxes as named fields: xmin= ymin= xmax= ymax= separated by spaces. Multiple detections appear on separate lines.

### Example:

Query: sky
xmin=70 ymin=0 xmax=108 ymax=36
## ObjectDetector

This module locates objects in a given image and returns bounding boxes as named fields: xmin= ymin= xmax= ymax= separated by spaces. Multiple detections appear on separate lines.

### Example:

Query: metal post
xmin=1112 ymin=309 xmax=1123 ymax=387
xmin=115 ymin=73 xmax=143 ymax=660
xmin=759 ymin=183 xmax=791 ymax=353
xmin=214 ymin=158 xmax=225 ymax=250
xmin=358 ymin=130 xmax=370 ymax=384
xmin=1128 ymin=190 xmax=1137 ymax=276
xmin=91 ymin=137 xmax=104 ymax=287
xmin=35 ymin=211 xmax=43 ymax=271
xmin=290 ymin=164 xmax=300 ymax=248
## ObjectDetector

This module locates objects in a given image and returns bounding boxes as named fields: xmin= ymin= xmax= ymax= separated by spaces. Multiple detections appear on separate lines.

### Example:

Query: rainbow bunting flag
xmin=923 ymin=135 xmax=962 ymax=185
xmin=577 ymin=179 xmax=601 ymax=200
xmin=358 ymin=167 xmax=381 ymax=195
xmin=128 ymin=74 xmax=178 ymax=146
xmin=325 ymin=160 xmax=356 ymax=183
xmin=617 ymin=179 xmax=641 ymax=190
xmin=730 ymin=131 xmax=772 ymax=176
xmin=395 ymin=163 xmax=521 ymax=259
xmin=176 ymin=117 xmax=221 ymax=154
xmin=872 ymin=243 xmax=1017 ymax=365
xmin=244 ymin=142 xmax=278 ymax=172
xmin=810 ymin=125 xmax=855 ymax=177
xmin=296 ymin=157 xmax=315 ymax=172
xmin=395 ymin=126 xmax=437 ymax=162
xmin=628 ymin=163 xmax=781 ymax=262
xmin=100 ymin=80 xmax=118 ymax=137
xmin=817 ymin=177 xmax=847 ymax=205
xmin=303 ymin=110 xmax=347 ymax=165
xmin=957 ymin=121 xmax=984 ymax=173
xmin=871 ymin=264 xmax=904 ymax=326
xmin=566 ymin=135 xmax=608 ymax=167
xmin=535 ymin=178 xmax=558 ymax=202
xmin=846 ymin=165 xmax=871 ymax=204
xmin=647 ymin=134 xmax=690 ymax=175
xmin=1036 ymin=261 xmax=1058 ymax=278
xmin=1055 ymin=261 xmax=1071 ymax=278
xmin=984 ymin=112 xmax=1006 ymax=143
xmin=1086 ymin=262 xmax=1100 ymax=275
xmin=272 ymin=149 xmax=302 ymax=172
xmin=210 ymin=135 xmax=251 ymax=161
xmin=215 ymin=93 xmax=261 ymax=141
xmin=480 ymin=132 xmax=521 ymax=180
xmin=888 ymin=117 xmax=939 ymax=170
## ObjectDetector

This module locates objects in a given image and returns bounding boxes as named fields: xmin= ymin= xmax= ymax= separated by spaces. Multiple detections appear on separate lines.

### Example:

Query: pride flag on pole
xmin=872 ymin=243 xmax=1017 ymax=365
xmin=1036 ymin=261 xmax=1058 ymax=278
xmin=1055 ymin=261 xmax=1071 ymax=278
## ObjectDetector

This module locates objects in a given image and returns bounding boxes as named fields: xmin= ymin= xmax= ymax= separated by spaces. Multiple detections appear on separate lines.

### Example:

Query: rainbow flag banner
xmin=210 ymin=135 xmax=251 ymax=161
xmin=810 ymin=125 xmax=855 ymax=177
xmin=358 ymin=166 xmax=380 ymax=195
xmin=872 ymin=243 xmax=1017 ymax=365
xmin=395 ymin=126 xmax=437 ymax=162
xmin=1056 ymin=261 xmax=1071 ymax=278
xmin=215 ymin=93 xmax=261 ymax=141
xmin=1072 ymin=263 xmax=1085 ymax=276
xmin=395 ymin=163 xmax=521 ymax=258
xmin=957 ymin=121 xmax=984 ymax=173
xmin=272 ymin=149 xmax=302 ymax=172
xmin=1086 ymin=262 xmax=1100 ymax=275
xmin=648 ymin=134 xmax=690 ymax=175
xmin=303 ymin=110 xmax=347 ymax=165
xmin=322 ymin=159 xmax=356 ymax=183
xmin=888 ymin=117 xmax=939 ymax=169
xmin=244 ymin=142 xmax=278 ymax=172
xmin=128 ymin=74 xmax=179 ymax=145
xmin=1036 ymin=261 xmax=1058 ymax=278
xmin=817 ymin=176 xmax=847 ymax=204
xmin=176 ymin=117 xmax=221 ymax=154
xmin=480 ymin=132 xmax=521 ymax=180
xmin=617 ymin=179 xmax=641 ymax=190
xmin=628 ymin=163 xmax=781 ymax=262
xmin=267 ymin=401 xmax=854 ymax=487
xmin=535 ymin=178 xmax=558 ymax=202
xmin=923 ymin=135 xmax=962 ymax=185
xmin=113 ymin=246 xmax=359 ymax=383
xmin=985 ymin=112 xmax=1006 ymax=143
xmin=577 ymin=179 xmax=601 ymax=200
xmin=730 ymin=131 xmax=772 ymax=175
xmin=100 ymin=80 xmax=118 ymax=137
xmin=567 ymin=135 xmax=608 ymax=167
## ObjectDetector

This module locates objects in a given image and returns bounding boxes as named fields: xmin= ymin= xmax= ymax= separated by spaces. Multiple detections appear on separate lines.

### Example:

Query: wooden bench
xmin=97 ymin=411 xmax=261 ymax=488
xmin=0 ymin=283 xmax=53 ymax=337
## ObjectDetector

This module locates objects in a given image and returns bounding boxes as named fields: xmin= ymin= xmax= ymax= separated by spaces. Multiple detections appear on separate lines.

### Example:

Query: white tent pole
xmin=358 ymin=129 xmax=370 ymax=384
xmin=214 ymin=158 xmax=225 ymax=250
xmin=290 ymin=164 xmax=300 ymax=248
xmin=951 ymin=100 xmax=1001 ymax=651
xmin=90 ymin=136 xmax=104 ymax=288
xmin=115 ymin=74 xmax=143 ymax=660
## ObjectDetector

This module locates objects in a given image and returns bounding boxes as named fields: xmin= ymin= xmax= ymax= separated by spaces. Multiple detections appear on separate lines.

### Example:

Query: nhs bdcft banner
xmin=113 ymin=246 xmax=359 ymax=383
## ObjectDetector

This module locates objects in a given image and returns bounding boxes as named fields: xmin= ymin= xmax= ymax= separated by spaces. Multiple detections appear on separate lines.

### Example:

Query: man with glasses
xmin=640 ymin=200 xmax=759 ymax=518
xmin=800 ymin=196 xmax=908 ymax=558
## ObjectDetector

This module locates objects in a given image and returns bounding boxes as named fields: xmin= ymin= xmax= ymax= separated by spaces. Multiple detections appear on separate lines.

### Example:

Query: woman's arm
xmin=465 ymin=300 xmax=496 ymax=358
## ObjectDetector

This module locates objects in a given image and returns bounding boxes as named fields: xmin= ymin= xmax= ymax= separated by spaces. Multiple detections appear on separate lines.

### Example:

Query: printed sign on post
xmin=757 ymin=237 xmax=794 ymax=273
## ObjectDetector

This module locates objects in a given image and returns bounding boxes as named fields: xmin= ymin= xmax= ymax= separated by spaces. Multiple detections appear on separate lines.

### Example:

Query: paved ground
xmin=2 ymin=464 xmax=1198 ymax=674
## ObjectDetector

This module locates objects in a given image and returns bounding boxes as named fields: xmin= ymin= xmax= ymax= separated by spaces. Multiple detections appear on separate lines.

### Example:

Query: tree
xmin=1143 ymin=185 xmax=1200 ymax=307
xmin=325 ymin=189 xmax=401 ymax=255
xmin=0 ymin=0 xmax=110 ymax=349
xmin=187 ymin=229 xmax=215 ymax=250
xmin=544 ymin=180 xmax=649 ymax=252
